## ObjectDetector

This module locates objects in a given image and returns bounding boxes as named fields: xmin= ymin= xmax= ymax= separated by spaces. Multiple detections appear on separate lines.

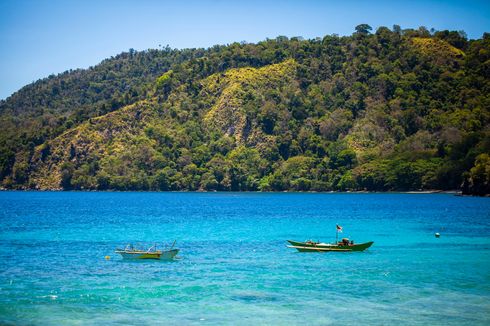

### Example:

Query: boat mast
xmin=335 ymin=224 xmax=342 ymax=243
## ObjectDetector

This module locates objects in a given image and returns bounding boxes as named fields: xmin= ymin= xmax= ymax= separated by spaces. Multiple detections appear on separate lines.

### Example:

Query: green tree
xmin=355 ymin=24 xmax=372 ymax=36
xmin=462 ymin=154 xmax=490 ymax=196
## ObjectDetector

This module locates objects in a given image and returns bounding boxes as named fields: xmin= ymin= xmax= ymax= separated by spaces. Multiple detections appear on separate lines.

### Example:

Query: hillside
xmin=1 ymin=25 xmax=489 ymax=194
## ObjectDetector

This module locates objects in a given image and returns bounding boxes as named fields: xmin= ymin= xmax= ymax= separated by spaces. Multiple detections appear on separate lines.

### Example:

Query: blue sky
xmin=1 ymin=0 xmax=489 ymax=100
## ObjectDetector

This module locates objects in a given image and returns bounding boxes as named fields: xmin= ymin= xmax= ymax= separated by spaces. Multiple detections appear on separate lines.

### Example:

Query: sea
xmin=0 ymin=192 xmax=489 ymax=325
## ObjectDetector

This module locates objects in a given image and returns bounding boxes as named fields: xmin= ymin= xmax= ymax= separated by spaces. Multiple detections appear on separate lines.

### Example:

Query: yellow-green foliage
xmin=30 ymin=100 xmax=159 ymax=189
xmin=444 ymin=108 xmax=485 ymax=131
xmin=411 ymin=37 xmax=465 ymax=59
xmin=263 ymin=156 xmax=317 ymax=191
xmin=156 ymin=70 xmax=173 ymax=85
xmin=280 ymin=156 xmax=315 ymax=176
xmin=346 ymin=110 xmax=395 ymax=162
xmin=464 ymin=153 xmax=490 ymax=196
xmin=2 ymin=29 xmax=488 ymax=194
xmin=202 ymin=59 xmax=298 ymax=144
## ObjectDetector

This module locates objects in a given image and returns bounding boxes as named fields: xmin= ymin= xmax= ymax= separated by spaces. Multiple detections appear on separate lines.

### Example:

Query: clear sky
xmin=1 ymin=0 xmax=489 ymax=100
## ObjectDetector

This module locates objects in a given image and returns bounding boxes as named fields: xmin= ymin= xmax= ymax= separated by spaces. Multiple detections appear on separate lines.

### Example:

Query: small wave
xmin=36 ymin=294 xmax=58 ymax=300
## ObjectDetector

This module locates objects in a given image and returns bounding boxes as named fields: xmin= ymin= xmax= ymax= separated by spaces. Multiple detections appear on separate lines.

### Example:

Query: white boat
xmin=115 ymin=242 xmax=179 ymax=260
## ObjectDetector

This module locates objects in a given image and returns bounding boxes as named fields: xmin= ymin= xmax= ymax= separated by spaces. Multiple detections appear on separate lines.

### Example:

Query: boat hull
xmin=115 ymin=249 xmax=179 ymax=260
xmin=287 ymin=240 xmax=373 ymax=252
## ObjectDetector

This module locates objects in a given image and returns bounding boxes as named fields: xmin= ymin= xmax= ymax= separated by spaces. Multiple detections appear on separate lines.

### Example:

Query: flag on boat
xmin=336 ymin=224 xmax=343 ymax=232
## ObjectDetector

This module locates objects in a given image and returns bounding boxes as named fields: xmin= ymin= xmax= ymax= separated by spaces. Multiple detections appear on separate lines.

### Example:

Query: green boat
xmin=287 ymin=239 xmax=373 ymax=252
xmin=287 ymin=224 xmax=373 ymax=252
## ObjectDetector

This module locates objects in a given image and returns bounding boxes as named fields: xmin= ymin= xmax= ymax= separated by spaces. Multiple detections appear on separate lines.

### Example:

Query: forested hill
xmin=1 ymin=25 xmax=489 ymax=195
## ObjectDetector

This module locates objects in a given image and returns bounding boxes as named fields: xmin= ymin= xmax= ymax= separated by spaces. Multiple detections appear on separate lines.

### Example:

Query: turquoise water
xmin=0 ymin=192 xmax=489 ymax=325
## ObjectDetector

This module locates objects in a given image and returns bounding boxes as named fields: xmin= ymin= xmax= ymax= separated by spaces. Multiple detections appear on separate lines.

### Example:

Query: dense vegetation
xmin=1 ymin=25 xmax=489 ymax=195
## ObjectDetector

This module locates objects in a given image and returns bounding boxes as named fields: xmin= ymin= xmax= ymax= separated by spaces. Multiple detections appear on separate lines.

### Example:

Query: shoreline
xmin=0 ymin=188 xmax=464 ymax=195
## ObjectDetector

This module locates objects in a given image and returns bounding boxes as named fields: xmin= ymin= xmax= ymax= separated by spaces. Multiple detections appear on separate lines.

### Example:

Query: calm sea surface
xmin=0 ymin=192 xmax=489 ymax=325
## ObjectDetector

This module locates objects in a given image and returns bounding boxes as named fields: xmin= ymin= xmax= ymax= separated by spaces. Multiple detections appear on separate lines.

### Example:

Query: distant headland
xmin=1 ymin=26 xmax=489 ymax=196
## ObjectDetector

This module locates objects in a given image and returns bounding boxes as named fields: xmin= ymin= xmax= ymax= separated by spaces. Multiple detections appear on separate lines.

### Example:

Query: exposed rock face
xmin=29 ymin=101 xmax=158 ymax=189
xmin=203 ymin=59 xmax=298 ymax=147
xmin=1 ymin=30 xmax=488 ymax=193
